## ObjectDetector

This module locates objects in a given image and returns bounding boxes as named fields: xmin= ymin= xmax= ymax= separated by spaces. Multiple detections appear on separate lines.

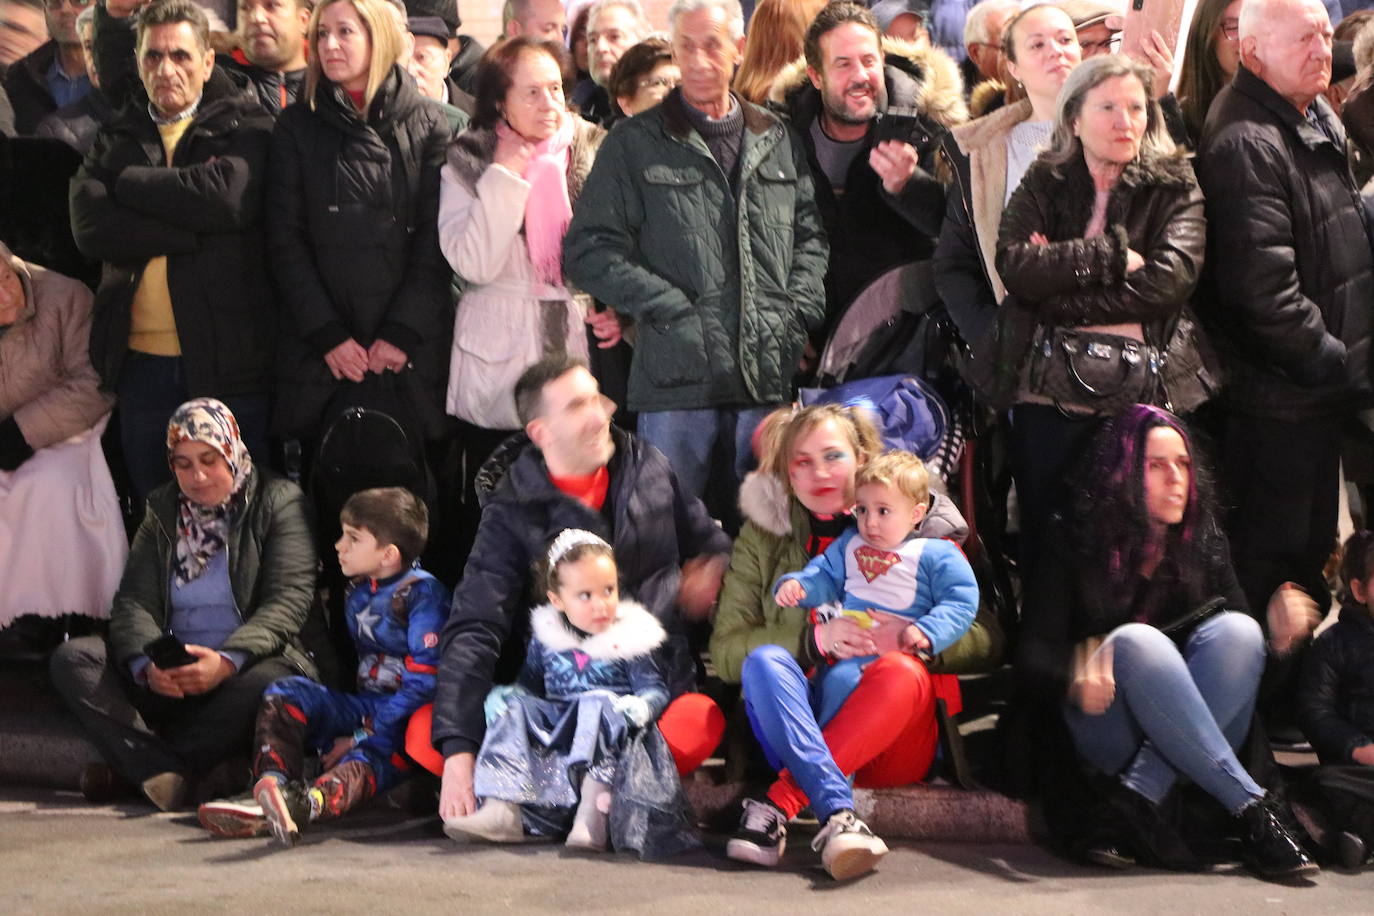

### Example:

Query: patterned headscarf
xmin=165 ymin=398 xmax=254 ymax=586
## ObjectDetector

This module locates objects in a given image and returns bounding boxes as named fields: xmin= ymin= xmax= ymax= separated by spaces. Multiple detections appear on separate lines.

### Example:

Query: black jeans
xmin=116 ymin=351 xmax=270 ymax=505
xmin=49 ymin=635 xmax=296 ymax=785
xmin=1009 ymin=404 xmax=1103 ymax=581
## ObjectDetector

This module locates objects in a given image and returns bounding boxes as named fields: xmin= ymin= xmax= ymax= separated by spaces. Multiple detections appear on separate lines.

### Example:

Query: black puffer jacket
xmin=994 ymin=152 xmax=1217 ymax=413
xmin=70 ymin=66 xmax=276 ymax=396
xmin=773 ymin=39 xmax=966 ymax=336
xmin=431 ymin=426 xmax=732 ymax=757
xmin=1196 ymin=66 xmax=1374 ymax=420
xmin=1298 ymin=603 xmax=1374 ymax=764
xmin=221 ymin=58 xmax=306 ymax=114
xmin=265 ymin=66 xmax=453 ymax=440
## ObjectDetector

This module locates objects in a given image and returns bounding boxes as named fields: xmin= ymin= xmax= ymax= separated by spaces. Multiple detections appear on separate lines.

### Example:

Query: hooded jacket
xmin=265 ymin=66 xmax=454 ymax=439
xmin=1196 ymin=66 xmax=1374 ymax=420
xmin=563 ymin=88 xmax=829 ymax=412
xmin=108 ymin=466 xmax=319 ymax=679
xmin=0 ymin=243 xmax=113 ymax=453
xmin=710 ymin=469 xmax=1003 ymax=684
xmin=70 ymin=66 xmax=277 ymax=397
xmin=770 ymin=39 xmax=966 ymax=335
xmin=431 ymin=425 xmax=732 ymax=757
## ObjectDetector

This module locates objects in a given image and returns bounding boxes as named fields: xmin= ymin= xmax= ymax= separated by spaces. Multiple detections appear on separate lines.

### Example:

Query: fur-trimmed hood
xmin=529 ymin=599 xmax=666 ymax=660
xmin=444 ymin=114 xmax=604 ymax=199
xmin=769 ymin=37 xmax=968 ymax=129
xmin=968 ymin=79 xmax=1008 ymax=120
xmin=736 ymin=468 xmax=967 ymax=542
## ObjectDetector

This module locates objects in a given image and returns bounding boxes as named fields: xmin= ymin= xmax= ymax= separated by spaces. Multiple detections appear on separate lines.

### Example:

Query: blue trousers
xmin=740 ymin=644 xmax=854 ymax=822
xmin=263 ymin=677 xmax=410 ymax=794
xmin=637 ymin=405 xmax=775 ymax=500
xmin=1062 ymin=612 xmax=1267 ymax=814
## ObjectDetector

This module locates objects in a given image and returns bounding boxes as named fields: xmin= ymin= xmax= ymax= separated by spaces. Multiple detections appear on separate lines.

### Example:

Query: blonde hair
xmin=733 ymin=0 xmax=827 ymax=104
xmin=306 ymin=0 xmax=407 ymax=114
xmin=855 ymin=450 xmax=930 ymax=507
xmin=759 ymin=403 xmax=884 ymax=495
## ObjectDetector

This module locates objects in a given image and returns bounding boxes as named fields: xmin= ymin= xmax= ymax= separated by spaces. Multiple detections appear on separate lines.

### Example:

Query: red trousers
xmin=766 ymin=652 xmax=944 ymax=819
xmin=404 ymin=692 xmax=725 ymax=777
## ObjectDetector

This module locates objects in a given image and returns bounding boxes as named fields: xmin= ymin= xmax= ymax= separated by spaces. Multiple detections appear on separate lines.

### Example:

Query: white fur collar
xmin=738 ymin=470 xmax=793 ymax=537
xmin=529 ymin=600 xmax=665 ymax=660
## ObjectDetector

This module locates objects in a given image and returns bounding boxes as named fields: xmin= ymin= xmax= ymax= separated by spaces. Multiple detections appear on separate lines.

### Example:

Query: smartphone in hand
xmin=144 ymin=634 xmax=197 ymax=669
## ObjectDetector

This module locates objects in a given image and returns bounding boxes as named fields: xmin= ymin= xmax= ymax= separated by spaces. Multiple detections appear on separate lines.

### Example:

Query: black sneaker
xmin=254 ymin=777 xmax=312 ymax=848
xmin=725 ymin=798 xmax=787 ymax=867
xmin=1106 ymin=783 xmax=1200 ymax=871
xmin=1237 ymin=792 xmax=1320 ymax=880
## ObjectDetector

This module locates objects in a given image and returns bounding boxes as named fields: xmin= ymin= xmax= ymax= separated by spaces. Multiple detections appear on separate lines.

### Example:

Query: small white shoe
xmin=812 ymin=809 xmax=888 ymax=881
xmin=443 ymin=799 xmax=526 ymax=844
xmin=725 ymin=798 xmax=788 ymax=868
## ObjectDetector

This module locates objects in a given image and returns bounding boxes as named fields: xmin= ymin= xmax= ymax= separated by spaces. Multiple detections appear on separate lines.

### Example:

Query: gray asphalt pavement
xmin=2 ymin=788 xmax=1371 ymax=915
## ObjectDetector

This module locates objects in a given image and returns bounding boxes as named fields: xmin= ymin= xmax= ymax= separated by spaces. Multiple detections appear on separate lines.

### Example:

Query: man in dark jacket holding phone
xmin=1196 ymin=0 xmax=1373 ymax=651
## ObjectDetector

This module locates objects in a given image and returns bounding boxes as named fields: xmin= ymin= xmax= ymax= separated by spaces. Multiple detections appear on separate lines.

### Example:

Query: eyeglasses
xmin=637 ymin=75 xmax=677 ymax=91
xmin=43 ymin=0 xmax=92 ymax=10
xmin=1219 ymin=20 xmax=1240 ymax=42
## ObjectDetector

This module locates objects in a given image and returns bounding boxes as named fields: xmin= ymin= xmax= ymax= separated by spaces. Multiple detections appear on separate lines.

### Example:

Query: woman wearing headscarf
xmin=51 ymin=398 xmax=319 ymax=810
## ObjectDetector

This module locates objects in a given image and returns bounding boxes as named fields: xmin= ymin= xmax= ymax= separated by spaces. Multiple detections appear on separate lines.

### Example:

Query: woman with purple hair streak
xmin=1016 ymin=405 xmax=1320 ymax=880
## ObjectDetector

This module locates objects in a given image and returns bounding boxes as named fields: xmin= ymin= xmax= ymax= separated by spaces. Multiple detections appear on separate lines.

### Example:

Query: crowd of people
xmin=4 ymin=0 xmax=1374 ymax=888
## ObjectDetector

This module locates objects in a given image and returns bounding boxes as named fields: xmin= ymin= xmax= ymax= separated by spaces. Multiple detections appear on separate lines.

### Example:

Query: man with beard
xmin=572 ymin=0 xmax=649 ymax=125
xmin=433 ymin=355 xmax=733 ymax=824
xmin=3 ymin=0 xmax=91 ymax=135
xmin=774 ymin=1 xmax=965 ymax=339
xmin=225 ymin=0 xmax=308 ymax=111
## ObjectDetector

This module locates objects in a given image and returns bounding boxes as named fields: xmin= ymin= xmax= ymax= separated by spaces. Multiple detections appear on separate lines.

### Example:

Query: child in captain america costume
xmin=197 ymin=487 xmax=450 ymax=846
xmin=774 ymin=451 xmax=979 ymax=728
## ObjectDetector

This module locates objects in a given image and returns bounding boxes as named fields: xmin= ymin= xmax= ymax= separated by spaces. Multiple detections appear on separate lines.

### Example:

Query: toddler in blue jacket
xmin=775 ymin=451 xmax=979 ymax=726
xmin=199 ymin=487 xmax=450 ymax=846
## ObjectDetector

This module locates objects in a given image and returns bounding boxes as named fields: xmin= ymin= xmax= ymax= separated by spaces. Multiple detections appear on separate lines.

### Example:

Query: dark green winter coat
xmin=107 ymin=467 xmax=319 ymax=680
xmin=563 ymin=89 xmax=828 ymax=412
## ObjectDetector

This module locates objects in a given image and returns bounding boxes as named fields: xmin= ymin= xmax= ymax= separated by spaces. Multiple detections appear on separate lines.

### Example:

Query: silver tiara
xmin=547 ymin=528 xmax=611 ymax=569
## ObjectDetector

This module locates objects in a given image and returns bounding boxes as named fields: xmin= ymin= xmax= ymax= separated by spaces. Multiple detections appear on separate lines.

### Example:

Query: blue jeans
xmin=118 ymin=352 xmax=270 ymax=504
xmin=637 ymin=405 xmax=775 ymax=500
xmin=740 ymin=644 xmax=854 ymax=822
xmin=1062 ymin=612 xmax=1267 ymax=815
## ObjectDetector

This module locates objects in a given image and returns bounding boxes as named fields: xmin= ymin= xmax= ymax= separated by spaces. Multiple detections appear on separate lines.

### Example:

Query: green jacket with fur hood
xmin=710 ymin=470 xmax=1004 ymax=683
xmin=108 ymin=468 xmax=319 ymax=680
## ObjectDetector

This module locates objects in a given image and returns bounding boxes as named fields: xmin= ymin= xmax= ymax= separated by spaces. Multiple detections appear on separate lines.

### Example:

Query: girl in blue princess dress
xmin=443 ymin=529 xmax=692 ymax=854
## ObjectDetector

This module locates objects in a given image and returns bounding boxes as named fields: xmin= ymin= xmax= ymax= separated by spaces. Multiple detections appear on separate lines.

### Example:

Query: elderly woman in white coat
xmin=0 ymin=241 xmax=125 ymax=646
xmin=438 ymin=38 xmax=608 ymax=493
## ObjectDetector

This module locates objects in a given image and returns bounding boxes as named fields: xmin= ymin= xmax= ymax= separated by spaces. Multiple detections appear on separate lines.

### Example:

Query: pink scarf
xmin=521 ymin=117 xmax=574 ymax=288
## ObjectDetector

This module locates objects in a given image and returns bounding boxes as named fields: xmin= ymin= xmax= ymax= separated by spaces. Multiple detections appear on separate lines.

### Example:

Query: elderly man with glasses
xmin=3 ymin=0 xmax=90 ymax=134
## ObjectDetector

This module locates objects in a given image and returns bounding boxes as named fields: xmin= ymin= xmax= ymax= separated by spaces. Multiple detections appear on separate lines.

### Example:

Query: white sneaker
xmin=812 ymin=809 xmax=888 ymax=880
xmin=443 ymin=799 xmax=526 ymax=844
xmin=566 ymin=775 xmax=612 ymax=851
xmin=725 ymin=798 xmax=787 ymax=867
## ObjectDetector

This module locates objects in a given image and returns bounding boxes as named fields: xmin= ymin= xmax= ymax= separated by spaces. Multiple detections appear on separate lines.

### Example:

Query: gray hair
xmin=667 ymin=0 xmax=745 ymax=42
xmin=1239 ymin=0 xmax=1330 ymax=43
xmin=1043 ymin=54 xmax=1175 ymax=169
xmin=589 ymin=0 xmax=651 ymax=37
xmin=964 ymin=0 xmax=1019 ymax=47
xmin=76 ymin=3 xmax=95 ymax=34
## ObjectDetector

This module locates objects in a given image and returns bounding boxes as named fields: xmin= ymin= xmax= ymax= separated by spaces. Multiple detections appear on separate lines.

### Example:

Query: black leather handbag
xmin=1028 ymin=326 xmax=1161 ymax=413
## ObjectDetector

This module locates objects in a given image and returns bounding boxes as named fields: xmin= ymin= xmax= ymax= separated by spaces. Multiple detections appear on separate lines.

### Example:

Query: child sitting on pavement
xmin=1296 ymin=529 xmax=1374 ymax=869
xmin=442 ymin=529 xmax=696 ymax=856
xmin=774 ymin=450 xmax=979 ymax=727
xmin=198 ymin=487 xmax=450 ymax=846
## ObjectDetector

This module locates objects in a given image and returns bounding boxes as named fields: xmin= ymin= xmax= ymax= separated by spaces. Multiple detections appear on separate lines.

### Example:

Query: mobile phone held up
xmin=1121 ymin=0 xmax=1190 ymax=62
xmin=144 ymin=634 xmax=197 ymax=669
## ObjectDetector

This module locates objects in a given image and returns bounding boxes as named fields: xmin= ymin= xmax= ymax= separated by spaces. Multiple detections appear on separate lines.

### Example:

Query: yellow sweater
xmin=128 ymin=118 xmax=193 ymax=356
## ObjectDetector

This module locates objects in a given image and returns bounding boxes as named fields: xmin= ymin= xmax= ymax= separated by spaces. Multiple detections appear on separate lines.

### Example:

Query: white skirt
xmin=0 ymin=414 xmax=127 ymax=625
